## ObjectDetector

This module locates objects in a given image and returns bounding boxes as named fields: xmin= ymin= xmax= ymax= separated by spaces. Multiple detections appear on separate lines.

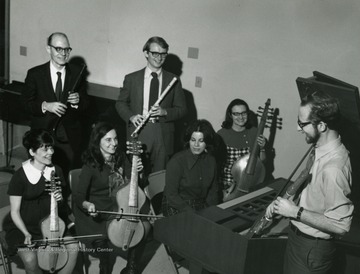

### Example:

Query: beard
xmin=305 ymin=129 xmax=320 ymax=144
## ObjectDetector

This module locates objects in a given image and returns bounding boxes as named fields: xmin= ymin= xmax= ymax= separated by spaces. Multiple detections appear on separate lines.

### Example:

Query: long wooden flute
xmin=131 ymin=77 xmax=177 ymax=138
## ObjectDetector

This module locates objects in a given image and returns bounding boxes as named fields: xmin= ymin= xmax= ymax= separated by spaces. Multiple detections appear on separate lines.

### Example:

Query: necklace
xmin=105 ymin=158 xmax=115 ymax=173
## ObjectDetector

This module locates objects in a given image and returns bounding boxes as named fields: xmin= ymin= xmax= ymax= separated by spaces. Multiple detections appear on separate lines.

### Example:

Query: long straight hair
xmin=82 ymin=122 xmax=125 ymax=171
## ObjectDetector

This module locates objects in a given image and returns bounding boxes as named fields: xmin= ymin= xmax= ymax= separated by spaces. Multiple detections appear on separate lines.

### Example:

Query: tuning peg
xmin=265 ymin=124 xmax=283 ymax=130
xmin=258 ymin=106 xmax=274 ymax=112
xmin=265 ymin=120 xmax=282 ymax=129
xmin=267 ymin=115 xmax=282 ymax=121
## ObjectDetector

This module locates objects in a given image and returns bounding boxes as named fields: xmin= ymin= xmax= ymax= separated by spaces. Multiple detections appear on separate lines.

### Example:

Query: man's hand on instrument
xmin=43 ymin=101 xmax=67 ymax=117
xmin=149 ymin=105 xmax=167 ymax=117
xmin=130 ymin=114 xmax=145 ymax=127
xmin=273 ymin=197 xmax=298 ymax=218
xmin=265 ymin=200 xmax=276 ymax=220
xmin=67 ymin=92 xmax=80 ymax=104
xmin=257 ymin=135 xmax=266 ymax=149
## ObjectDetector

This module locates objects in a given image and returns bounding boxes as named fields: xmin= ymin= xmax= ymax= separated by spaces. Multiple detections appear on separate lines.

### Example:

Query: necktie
xmin=304 ymin=149 xmax=315 ymax=174
xmin=285 ymin=148 xmax=315 ymax=198
xmin=149 ymin=72 xmax=159 ymax=109
xmin=55 ymin=72 xmax=62 ymax=101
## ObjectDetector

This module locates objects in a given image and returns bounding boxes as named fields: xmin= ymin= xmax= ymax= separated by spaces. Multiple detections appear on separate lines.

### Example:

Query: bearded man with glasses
xmin=265 ymin=90 xmax=353 ymax=274
xmin=116 ymin=36 xmax=187 ymax=176
xmin=22 ymin=32 xmax=89 ymax=177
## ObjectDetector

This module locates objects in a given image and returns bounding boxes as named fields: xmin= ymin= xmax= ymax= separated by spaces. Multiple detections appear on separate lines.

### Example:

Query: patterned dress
xmin=217 ymin=127 xmax=257 ymax=190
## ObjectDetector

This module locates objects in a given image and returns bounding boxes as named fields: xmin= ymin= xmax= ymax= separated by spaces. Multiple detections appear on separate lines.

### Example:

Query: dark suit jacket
xmin=115 ymin=68 xmax=187 ymax=155
xmin=23 ymin=61 xmax=89 ymax=152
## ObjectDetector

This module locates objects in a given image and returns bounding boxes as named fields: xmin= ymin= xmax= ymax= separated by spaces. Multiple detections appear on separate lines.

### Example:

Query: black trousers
xmin=284 ymin=227 xmax=336 ymax=274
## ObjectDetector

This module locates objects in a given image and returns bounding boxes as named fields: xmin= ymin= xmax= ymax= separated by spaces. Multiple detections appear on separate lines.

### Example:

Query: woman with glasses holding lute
xmin=217 ymin=98 xmax=267 ymax=201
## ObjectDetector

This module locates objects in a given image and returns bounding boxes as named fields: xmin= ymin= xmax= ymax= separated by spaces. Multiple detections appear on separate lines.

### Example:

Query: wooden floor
xmin=0 ymin=148 xmax=189 ymax=274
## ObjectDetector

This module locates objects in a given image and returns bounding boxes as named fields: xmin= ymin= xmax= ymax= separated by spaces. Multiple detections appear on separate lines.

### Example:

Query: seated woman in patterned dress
xmin=217 ymin=99 xmax=267 ymax=197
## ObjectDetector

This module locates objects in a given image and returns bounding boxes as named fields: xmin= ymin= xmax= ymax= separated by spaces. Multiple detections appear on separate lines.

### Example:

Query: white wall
xmin=9 ymin=0 xmax=360 ymax=178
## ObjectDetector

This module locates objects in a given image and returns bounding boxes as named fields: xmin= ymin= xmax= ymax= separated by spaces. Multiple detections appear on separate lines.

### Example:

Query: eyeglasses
xmin=39 ymin=144 xmax=54 ymax=152
xmin=49 ymin=45 xmax=72 ymax=54
xmin=148 ymin=51 xmax=168 ymax=58
xmin=232 ymin=111 xmax=248 ymax=117
xmin=297 ymin=119 xmax=312 ymax=129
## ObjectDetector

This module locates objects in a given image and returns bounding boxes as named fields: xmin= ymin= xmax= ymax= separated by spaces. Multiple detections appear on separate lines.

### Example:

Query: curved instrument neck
xmin=246 ymin=99 xmax=270 ymax=175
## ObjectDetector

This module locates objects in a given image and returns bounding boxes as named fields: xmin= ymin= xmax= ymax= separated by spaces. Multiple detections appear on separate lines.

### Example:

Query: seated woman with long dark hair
xmin=74 ymin=122 xmax=146 ymax=274
xmin=5 ymin=129 xmax=78 ymax=274
xmin=162 ymin=119 xmax=220 ymax=216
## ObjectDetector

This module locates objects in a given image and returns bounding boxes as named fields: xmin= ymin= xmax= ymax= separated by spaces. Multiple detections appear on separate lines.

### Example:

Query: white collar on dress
xmin=22 ymin=159 xmax=56 ymax=184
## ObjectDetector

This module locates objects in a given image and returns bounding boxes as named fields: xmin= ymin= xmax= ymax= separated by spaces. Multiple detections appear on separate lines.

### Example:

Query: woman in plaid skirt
xmin=217 ymin=99 xmax=267 ymax=196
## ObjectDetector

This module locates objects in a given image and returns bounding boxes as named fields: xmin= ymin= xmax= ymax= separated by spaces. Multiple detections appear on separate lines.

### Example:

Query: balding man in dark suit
xmin=23 ymin=32 xmax=89 ymax=176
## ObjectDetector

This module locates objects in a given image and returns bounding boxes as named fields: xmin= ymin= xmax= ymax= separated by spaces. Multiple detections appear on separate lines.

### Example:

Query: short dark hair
xmin=221 ymin=98 xmax=251 ymax=129
xmin=301 ymin=90 xmax=341 ymax=131
xmin=184 ymin=119 xmax=216 ymax=153
xmin=82 ymin=122 xmax=124 ymax=170
xmin=143 ymin=36 xmax=169 ymax=52
xmin=47 ymin=32 xmax=69 ymax=45
xmin=23 ymin=129 xmax=54 ymax=157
